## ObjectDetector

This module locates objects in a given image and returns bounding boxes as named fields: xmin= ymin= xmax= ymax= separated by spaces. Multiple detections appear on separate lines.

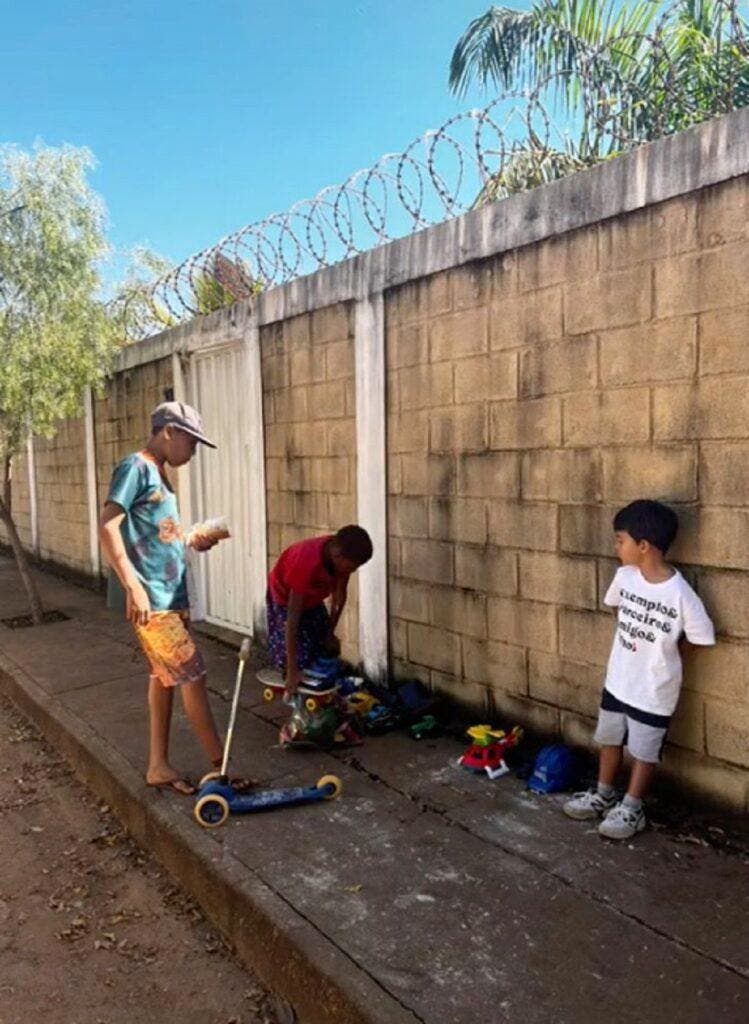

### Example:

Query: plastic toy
xmin=409 ymin=714 xmax=441 ymax=741
xmin=256 ymin=667 xmax=337 ymax=713
xmin=527 ymin=744 xmax=578 ymax=793
xmin=458 ymin=724 xmax=523 ymax=780
xmin=279 ymin=702 xmax=341 ymax=749
xmin=363 ymin=703 xmax=400 ymax=735
xmin=345 ymin=691 xmax=379 ymax=717
xmin=194 ymin=639 xmax=342 ymax=828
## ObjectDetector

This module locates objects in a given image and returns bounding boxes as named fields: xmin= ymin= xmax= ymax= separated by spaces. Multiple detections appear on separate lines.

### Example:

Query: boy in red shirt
xmin=267 ymin=525 xmax=373 ymax=695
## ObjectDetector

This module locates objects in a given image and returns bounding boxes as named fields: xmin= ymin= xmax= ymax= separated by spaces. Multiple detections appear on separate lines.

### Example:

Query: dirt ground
xmin=0 ymin=694 xmax=290 ymax=1024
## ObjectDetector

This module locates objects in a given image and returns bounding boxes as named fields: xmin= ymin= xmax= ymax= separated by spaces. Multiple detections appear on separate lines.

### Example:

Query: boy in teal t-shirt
xmin=99 ymin=401 xmax=244 ymax=795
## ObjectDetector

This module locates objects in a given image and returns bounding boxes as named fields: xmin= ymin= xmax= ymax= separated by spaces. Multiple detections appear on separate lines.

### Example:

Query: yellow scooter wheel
xmin=194 ymin=793 xmax=230 ymax=828
xmin=263 ymin=687 xmax=275 ymax=703
xmin=316 ymin=774 xmax=342 ymax=800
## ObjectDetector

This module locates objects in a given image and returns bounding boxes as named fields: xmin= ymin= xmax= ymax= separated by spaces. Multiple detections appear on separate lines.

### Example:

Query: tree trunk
xmin=0 ymin=456 xmax=44 ymax=625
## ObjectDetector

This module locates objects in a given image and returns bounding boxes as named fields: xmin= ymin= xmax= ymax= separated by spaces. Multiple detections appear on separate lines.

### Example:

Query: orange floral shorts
xmin=133 ymin=610 xmax=206 ymax=688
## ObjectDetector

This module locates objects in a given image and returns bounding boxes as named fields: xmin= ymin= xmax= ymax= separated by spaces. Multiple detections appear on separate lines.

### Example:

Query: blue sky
xmin=2 ymin=1 xmax=505 ymax=279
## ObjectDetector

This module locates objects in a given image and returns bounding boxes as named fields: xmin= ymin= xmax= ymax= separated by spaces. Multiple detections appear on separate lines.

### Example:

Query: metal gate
xmin=188 ymin=342 xmax=254 ymax=634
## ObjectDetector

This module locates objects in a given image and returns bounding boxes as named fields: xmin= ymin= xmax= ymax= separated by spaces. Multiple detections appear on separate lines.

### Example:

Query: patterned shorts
xmin=266 ymin=592 xmax=331 ymax=671
xmin=133 ymin=610 xmax=206 ymax=688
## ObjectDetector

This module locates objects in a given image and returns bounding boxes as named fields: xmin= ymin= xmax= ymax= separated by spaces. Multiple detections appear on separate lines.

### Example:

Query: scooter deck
xmin=194 ymin=774 xmax=342 ymax=827
xmin=256 ymin=667 xmax=337 ymax=698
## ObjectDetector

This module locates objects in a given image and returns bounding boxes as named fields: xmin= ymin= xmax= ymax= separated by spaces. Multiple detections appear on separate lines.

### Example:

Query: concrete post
xmin=82 ymin=388 xmax=99 ymax=575
xmin=354 ymin=293 xmax=388 ymax=679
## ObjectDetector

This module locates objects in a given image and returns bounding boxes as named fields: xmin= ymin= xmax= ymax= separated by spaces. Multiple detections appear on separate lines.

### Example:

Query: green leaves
xmin=0 ymin=144 xmax=122 ymax=458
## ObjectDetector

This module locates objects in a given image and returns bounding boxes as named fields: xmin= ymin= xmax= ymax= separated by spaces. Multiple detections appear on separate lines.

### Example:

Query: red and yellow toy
xmin=458 ymin=724 xmax=523 ymax=780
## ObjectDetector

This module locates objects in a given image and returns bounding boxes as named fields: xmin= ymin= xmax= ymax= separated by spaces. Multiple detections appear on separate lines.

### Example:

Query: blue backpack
xmin=527 ymin=744 xmax=578 ymax=794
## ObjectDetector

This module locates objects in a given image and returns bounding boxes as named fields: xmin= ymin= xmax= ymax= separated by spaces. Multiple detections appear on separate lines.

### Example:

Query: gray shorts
xmin=594 ymin=689 xmax=670 ymax=764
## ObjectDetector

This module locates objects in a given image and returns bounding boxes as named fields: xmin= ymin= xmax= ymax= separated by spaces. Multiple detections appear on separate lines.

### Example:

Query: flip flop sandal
xmin=147 ymin=777 xmax=197 ymax=796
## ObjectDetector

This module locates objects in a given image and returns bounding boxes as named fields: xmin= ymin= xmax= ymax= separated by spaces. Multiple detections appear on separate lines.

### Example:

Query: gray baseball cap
xmin=151 ymin=401 xmax=217 ymax=449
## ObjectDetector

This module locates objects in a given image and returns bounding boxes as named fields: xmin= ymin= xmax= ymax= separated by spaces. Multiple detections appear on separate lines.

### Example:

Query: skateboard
xmin=256 ymin=667 xmax=338 ymax=713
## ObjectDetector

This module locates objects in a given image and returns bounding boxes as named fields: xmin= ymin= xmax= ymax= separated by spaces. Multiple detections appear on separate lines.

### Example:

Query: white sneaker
xmin=563 ymin=787 xmax=617 ymax=821
xmin=598 ymin=801 xmax=646 ymax=840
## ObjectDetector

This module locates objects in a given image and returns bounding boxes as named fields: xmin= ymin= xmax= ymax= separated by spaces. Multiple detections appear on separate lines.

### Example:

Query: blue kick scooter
xmin=194 ymin=638 xmax=342 ymax=829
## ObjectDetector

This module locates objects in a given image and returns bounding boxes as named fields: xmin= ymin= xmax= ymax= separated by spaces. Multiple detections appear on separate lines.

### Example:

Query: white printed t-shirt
xmin=603 ymin=566 xmax=715 ymax=716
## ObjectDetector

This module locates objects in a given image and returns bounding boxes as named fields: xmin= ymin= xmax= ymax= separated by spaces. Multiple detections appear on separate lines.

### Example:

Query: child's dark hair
xmin=335 ymin=525 xmax=373 ymax=565
xmin=613 ymin=500 xmax=678 ymax=554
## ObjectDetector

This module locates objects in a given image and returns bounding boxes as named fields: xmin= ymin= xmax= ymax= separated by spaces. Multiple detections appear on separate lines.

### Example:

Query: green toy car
xmin=409 ymin=714 xmax=441 ymax=741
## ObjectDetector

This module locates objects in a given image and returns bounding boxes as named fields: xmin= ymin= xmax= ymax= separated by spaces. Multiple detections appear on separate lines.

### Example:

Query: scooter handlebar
xmin=239 ymin=638 xmax=251 ymax=662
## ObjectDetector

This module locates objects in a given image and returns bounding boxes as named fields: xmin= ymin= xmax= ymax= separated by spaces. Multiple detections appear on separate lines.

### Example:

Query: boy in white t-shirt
xmin=564 ymin=500 xmax=715 ymax=840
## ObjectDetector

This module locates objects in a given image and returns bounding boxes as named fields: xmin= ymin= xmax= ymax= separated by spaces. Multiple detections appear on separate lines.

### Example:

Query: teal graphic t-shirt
xmin=106 ymin=451 xmax=188 ymax=612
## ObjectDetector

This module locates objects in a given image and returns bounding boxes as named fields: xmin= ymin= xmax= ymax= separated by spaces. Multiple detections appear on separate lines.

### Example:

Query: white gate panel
xmin=189 ymin=343 xmax=254 ymax=634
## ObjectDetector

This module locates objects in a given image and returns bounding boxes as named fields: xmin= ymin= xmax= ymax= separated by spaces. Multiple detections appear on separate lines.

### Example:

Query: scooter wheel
xmin=316 ymin=774 xmax=342 ymax=800
xmin=304 ymin=697 xmax=318 ymax=713
xmin=263 ymin=687 xmax=275 ymax=703
xmin=198 ymin=770 xmax=222 ymax=787
xmin=194 ymin=794 xmax=230 ymax=828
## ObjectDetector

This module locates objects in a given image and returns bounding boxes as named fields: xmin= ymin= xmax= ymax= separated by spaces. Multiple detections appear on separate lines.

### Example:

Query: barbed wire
xmin=121 ymin=0 xmax=748 ymax=338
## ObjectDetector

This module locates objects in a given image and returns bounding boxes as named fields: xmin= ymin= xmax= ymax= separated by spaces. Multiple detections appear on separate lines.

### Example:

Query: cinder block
xmin=558 ymin=608 xmax=614 ymax=666
xmin=311 ymin=303 xmax=350 ymax=346
xmin=521 ymin=334 xmax=597 ymax=398
xmin=699 ymin=306 xmax=749 ymax=376
xmin=328 ymin=493 xmax=356 ymax=524
xmin=401 ymin=453 xmax=456 ymax=496
xmin=262 ymin=353 xmax=289 ymax=390
xmin=699 ymin=442 xmax=749 ymax=505
xmin=491 ymin=251 xmax=518 ymax=300
xmin=451 ymin=263 xmax=490 ymax=310
xmin=697 ymin=178 xmax=747 ymax=249
xmin=326 ymin=339 xmax=354 ymax=380
xmin=454 ymin=352 xmax=517 ymax=404
xmin=650 ymin=195 xmax=699 ymax=258
xmin=294 ymin=491 xmax=329 ymax=528
xmin=457 ymin=451 xmax=519 ymax=499
xmin=290 ymin=346 xmax=325 ymax=386
xmin=668 ymin=689 xmax=705 ymax=753
xmin=326 ymin=420 xmax=355 ymax=456
xmin=488 ymin=597 xmax=557 ymax=653
xmin=287 ymin=423 xmax=327 ymax=458
xmin=601 ymin=317 xmax=697 ymax=386
xmin=307 ymin=380 xmax=346 ymax=420
xmin=654 ymin=378 xmax=749 ymax=440
xmin=598 ymin=208 xmax=652 ymax=269
xmin=430 ymin=586 xmax=487 ymax=639
xmin=399 ymin=362 xmax=454 ymax=410
xmin=266 ymin=490 xmax=294 ymax=525
xmin=489 ymin=296 xmax=523 ymax=350
xmin=407 ymin=622 xmax=461 ymax=675
xmin=705 ymin=699 xmax=749 ymax=767
xmin=488 ymin=501 xmax=558 ymax=552
xmin=388 ymin=411 xmax=429 ymax=454
xmin=655 ymin=243 xmax=749 ymax=318
xmin=660 ymin=746 xmax=747 ymax=812
xmin=520 ymin=551 xmax=598 ymax=610
xmin=388 ymin=495 xmax=429 ymax=538
xmin=528 ymin=651 xmax=601 ymax=717
xmin=429 ymin=497 xmax=487 ymax=544
xmin=565 ymin=265 xmax=651 ymax=335
xmin=523 ymin=287 xmax=564 ymax=346
xmin=431 ymin=672 xmax=493 ymax=713
xmin=455 ymin=544 xmax=518 ymax=596
xmin=425 ymin=272 xmax=451 ymax=317
xmin=490 ymin=397 xmax=561 ymax=449
xmin=389 ymin=579 xmax=431 ymax=624
xmin=430 ymin=405 xmax=487 ymax=453
xmin=286 ymin=313 xmax=311 ymax=348
xmin=273 ymin=387 xmax=309 ymax=424
xmin=695 ymin=569 xmax=749 ymax=639
xmin=521 ymin=449 xmax=601 ymax=503
xmin=390 ymin=618 xmax=409 ymax=660
xmin=429 ymin=308 xmax=488 ymax=361
xmin=564 ymin=388 xmax=650 ymax=446
xmin=387 ymin=279 xmax=423 ymax=325
xmin=560 ymin=505 xmax=616 ymax=557
xmin=518 ymin=227 xmax=598 ymax=291
xmin=683 ymin=639 xmax=749 ymax=703
xmin=491 ymin=691 xmax=560 ymax=736
xmin=401 ymin=538 xmax=454 ymax=585
xmin=602 ymin=446 xmax=697 ymax=503
xmin=670 ymin=506 xmax=749 ymax=570
xmin=463 ymin=637 xmax=527 ymax=696
xmin=386 ymin=323 xmax=428 ymax=369
xmin=311 ymin=457 xmax=350 ymax=494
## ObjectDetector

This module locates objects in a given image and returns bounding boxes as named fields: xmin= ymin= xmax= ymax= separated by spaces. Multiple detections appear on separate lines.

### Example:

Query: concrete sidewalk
xmin=1 ymin=555 xmax=747 ymax=1024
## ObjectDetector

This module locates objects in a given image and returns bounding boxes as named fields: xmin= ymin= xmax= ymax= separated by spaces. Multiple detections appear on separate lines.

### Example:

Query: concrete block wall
xmin=261 ymin=303 xmax=360 ymax=662
xmin=33 ymin=417 xmax=90 ymax=573
xmin=386 ymin=176 xmax=749 ymax=806
xmin=0 ymin=446 xmax=33 ymax=549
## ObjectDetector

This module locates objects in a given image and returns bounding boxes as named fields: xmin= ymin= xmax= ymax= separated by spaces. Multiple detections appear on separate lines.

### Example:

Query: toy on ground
xmin=409 ymin=714 xmax=441 ymax=741
xmin=257 ymin=666 xmax=338 ymax=713
xmin=194 ymin=639 xmax=342 ymax=827
xmin=458 ymin=724 xmax=524 ymax=780
xmin=527 ymin=744 xmax=578 ymax=793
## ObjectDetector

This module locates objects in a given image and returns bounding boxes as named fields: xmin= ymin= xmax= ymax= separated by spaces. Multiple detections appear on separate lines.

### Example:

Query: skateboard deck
xmin=256 ymin=667 xmax=338 ymax=709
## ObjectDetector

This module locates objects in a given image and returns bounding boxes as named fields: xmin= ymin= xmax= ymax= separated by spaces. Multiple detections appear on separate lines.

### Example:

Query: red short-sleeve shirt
xmin=268 ymin=535 xmax=336 ymax=610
